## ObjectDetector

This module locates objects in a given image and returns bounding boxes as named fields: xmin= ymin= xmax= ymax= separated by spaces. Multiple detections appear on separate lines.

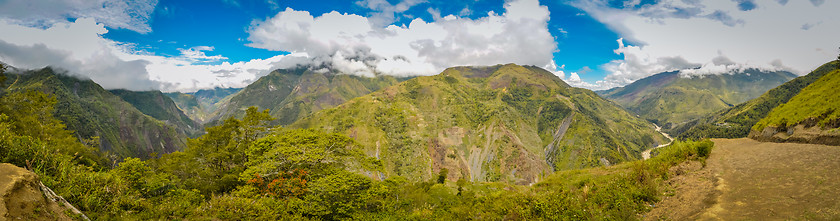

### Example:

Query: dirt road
xmin=645 ymin=138 xmax=840 ymax=220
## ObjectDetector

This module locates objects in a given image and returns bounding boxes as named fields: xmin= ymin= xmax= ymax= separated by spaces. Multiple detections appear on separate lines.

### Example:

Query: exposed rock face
xmin=0 ymin=163 xmax=86 ymax=221
xmin=749 ymin=124 xmax=840 ymax=146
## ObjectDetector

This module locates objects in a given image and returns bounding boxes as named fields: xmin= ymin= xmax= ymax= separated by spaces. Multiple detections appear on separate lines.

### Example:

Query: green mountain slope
xmin=165 ymin=87 xmax=241 ymax=123
xmin=2 ymin=67 xmax=187 ymax=159
xmin=675 ymin=61 xmax=839 ymax=139
xmin=749 ymin=62 xmax=840 ymax=145
xmin=598 ymin=69 xmax=795 ymax=128
xmin=110 ymin=89 xmax=202 ymax=137
xmin=293 ymin=64 xmax=668 ymax=184
xmin=210 ymin=68 xmax=402 ymax=125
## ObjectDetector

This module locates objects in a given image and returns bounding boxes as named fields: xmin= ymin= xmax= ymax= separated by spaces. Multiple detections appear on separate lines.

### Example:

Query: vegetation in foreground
xmin=0 ymin=64 xmax=714 ymax=220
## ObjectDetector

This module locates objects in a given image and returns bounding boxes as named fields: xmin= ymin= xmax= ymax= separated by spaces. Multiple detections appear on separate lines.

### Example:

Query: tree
xmin=437 ymin=168 xmax=449 ymax=184
xmin=165 ymin=106 xmax=274 ymax=195
xmin=240 ymin=128 xmax=378 ymax=188
xmin=0 ymin=63 xmax=6 ymax=88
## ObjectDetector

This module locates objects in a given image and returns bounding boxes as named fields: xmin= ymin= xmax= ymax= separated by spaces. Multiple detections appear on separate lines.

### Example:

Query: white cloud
xmin=0 ymin=0 xmax=563 ymax=92
xmin=247 ymin=0 xmax=559 ymax=77
xmin=0 ymin=0 xmax=158 ymax=33
xmin=177 ymin=46 xmax=229 ymax=63
xmin=0 ymin=18 xmax=301 ymax=92
xmin=573 ymin=0 xmax=840 ymax=90
xmin=355 ymin=0 xmax=427 ymax=27
xmin=0 ymin=18 xmax=166 ymax=90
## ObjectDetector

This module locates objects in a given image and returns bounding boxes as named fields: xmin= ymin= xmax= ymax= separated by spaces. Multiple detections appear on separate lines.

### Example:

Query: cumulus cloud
xmin=355 ymin=0 xmax=428 ymax=27
xmin=572 ymin=0 xmax=840 ymax=90
xmin=0 ymin=18 xmax=300 ymax=92
xmin=247 ymin=0 xmax=558 ymax=77
xmin=0 ymin=0 xmax=158 ymax=33
xmin=178 ymin=46 xmax=229 ymax=64
xmin=0 ymin=18 xmax=167 ymax=90
xmin=0 ymin=0 xmax=561 ymax=92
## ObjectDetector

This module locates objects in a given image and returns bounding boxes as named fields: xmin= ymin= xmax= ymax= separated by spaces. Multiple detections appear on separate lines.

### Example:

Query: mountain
xmin=597 ymin=69 xmax=795 ymax=129
xmin=165 ymin=87 xmax=241 ymax=123
xmin=749 ymin=61 xmax=840 ymax=145
xmin=209 ymin=67 xmax=403 ymax=126
xmin=293 ymin=64 xmax=668 ymax=184
xmin=675 ymin=61 xmax=839 ymax=139
xmin=109 ymin=89 xmax=202 ymax=137
xmin=2 ymin=67 xmax=187 ymax=159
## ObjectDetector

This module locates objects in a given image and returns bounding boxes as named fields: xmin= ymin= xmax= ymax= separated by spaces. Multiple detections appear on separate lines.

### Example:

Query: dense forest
xmin=0 ymin=63 xmax=716 ymax=220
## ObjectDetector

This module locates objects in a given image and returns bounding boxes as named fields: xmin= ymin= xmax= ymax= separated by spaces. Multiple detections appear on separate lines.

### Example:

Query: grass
xmin=294 ymin=64 xmax=667 ymax=183
xmin=754 ymin=69 xmax=840 ymax=131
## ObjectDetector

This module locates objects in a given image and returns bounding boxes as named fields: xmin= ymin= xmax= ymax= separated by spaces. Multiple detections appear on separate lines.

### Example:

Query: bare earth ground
xmin=645 ymin=138 xmax=840 ymax=220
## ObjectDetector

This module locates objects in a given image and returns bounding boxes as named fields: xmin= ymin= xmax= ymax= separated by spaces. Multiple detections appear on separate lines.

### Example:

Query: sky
xmin=0 ymin=0 xmax=837 ymax=92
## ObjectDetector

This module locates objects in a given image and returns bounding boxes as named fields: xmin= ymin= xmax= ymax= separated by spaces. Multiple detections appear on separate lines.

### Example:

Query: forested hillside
xmin=0 ymin=62 xmax=716 ymax=220
xmin=110 ymin=89 xmax=202 ymax=138
xmin=295 ymin=64 xmax=668 ymax=183
xmin=675 ymin=61 xmax=839 ymax=139
xmin=165 ymin=87 xmax=241 ymax=123
xmin=1 ymin=67 xmax=188 ymax=159
xmin=598 ymin=69 xmax=794 ymax=129
xmin=208 ymin=68 xmax=403 ymax=126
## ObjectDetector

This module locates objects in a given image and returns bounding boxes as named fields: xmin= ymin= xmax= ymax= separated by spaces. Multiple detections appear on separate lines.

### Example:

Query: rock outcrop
xmin=0 ymin=163 xmax=88 ymax=221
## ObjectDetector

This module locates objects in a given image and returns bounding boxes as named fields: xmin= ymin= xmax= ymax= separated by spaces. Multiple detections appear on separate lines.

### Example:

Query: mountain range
xmin=215 ymin=68 xmax=404 ymax=126
xmin=1 ymin=67 xmax=189 ymax=160
xmin=294 ymin=64 xmax=668 ymax=183
xmin=165 ymin=87 xmax=241 ymax=124
xmin=597 ymin=69 xmax=795 ymax=129
xmin=674 ymin=61 xmax=839 ymax=140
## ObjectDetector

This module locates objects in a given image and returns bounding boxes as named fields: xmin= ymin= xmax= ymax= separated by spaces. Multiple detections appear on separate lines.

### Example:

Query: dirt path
xmin=645 ymin=138 xmax=840 ymax=220
xmin=642 ymin=124 xmax=674 ymax=160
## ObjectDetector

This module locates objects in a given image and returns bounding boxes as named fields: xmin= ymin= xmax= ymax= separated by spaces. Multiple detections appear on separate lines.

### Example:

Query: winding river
xmin=642 ymin=123 xmax=674 ymax=160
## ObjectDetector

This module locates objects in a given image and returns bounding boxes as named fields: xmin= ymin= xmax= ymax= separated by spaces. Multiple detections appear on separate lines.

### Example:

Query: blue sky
xmin=103 ymin=0 xmax=622 ymax=85
xmin=0 ymin=0 xmax=837 ymax=91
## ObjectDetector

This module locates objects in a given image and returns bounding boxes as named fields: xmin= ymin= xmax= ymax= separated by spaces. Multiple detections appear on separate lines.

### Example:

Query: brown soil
xmin=645 ymin=138 xmax=840 ymax=220
xmin=0 ymin=163 xmax=84 ymax=221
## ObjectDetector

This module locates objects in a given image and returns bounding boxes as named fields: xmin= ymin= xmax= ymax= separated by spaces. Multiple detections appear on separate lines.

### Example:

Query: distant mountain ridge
xmin=294 ymin=64 xmax=668 ymax=184
xmin=598 ymin=69 xmax=795 ymax=129
xmin=2 ymin=67 xmax=189 ymax=159
xmin=675 ymin=61 xmax=839 ymax=139
xmin=110 ymin=89 xmax=203 ymax=138
xmin=165 ymin=87 xmax=241 ymax=124
xmin=208 ymin=67 xmax=404 ymax=126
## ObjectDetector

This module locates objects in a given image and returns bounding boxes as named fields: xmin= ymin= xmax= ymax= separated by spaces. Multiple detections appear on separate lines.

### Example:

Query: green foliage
xmin=0 ymin=63 xmax=6 ymax=88
xmin=110 ymin=89 xmax=202 ymax=137
xmin=0 ymin=82 xmax=716 ymax=220
xmin=240 ymin=128 xmax=378 ymax=189
xmin=753 ymin=69 xmax=840 ymax=131
xmin=295 ymin=64 xmax=668 ymax=183
xmin=209 ymin=68 xmax=401 ymax=126
xmin=677 ymin=60 xmax=839 ymax=139
xmin=3 ymin=67 xmax=189 ymax=159
xmin=167 ymin=106 xmax=274 ymax=195
xmin=599 ymin=69 xmax=795 ymax=129
xmin=437 ymin=168 xmax=448 ymax=184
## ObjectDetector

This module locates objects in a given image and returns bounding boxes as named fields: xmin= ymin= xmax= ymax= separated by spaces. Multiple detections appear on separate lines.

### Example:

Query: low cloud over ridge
xmin=246 ymin=0 xmax=558 ymax=78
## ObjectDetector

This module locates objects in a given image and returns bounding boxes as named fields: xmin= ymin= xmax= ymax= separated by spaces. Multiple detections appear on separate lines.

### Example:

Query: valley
xmin=0 ymin=0 xmax=837 ymax=219
xmin=641 ymin=124 xmax=674 ymax=160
